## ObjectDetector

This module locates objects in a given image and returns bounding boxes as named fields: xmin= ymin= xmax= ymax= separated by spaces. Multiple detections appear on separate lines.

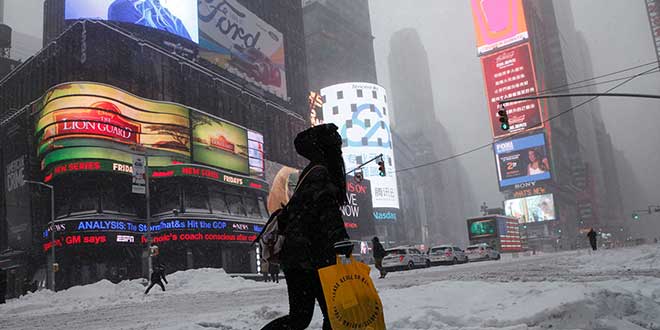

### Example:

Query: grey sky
xmin=3 ymin=0 xmax=43 ymax=38
xmin=369 ymin=0 xmax=660 ymax=211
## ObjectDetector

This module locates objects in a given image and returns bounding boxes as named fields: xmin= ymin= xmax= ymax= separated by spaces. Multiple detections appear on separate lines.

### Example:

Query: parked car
xmin=465 ymin=244 xmax=501 ymax=262
xmin=382 ymin=246 xmax=430 ymax=271
xmin=427 ymin=245 xmax=468 ymax=265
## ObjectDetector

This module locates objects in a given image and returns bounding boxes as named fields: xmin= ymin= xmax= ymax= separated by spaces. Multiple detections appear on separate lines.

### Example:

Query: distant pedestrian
xmin=261 ymin=259 xmax=270 ymax=282
xmin=372 ymin=237 xmax=387 ymax=279
xmin=0 ymin=267 xmax=6 ymax=304
xmin=269 ymin=262 xmax=280 ymax=283
xmin=587 ymin=228 xmax=598 ymax=251
xmin=144 ymin=265 xmax=168 ymax=294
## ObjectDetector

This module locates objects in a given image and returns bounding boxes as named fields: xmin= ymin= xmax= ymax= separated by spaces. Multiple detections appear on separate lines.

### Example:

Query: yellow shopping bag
xmin=318 ymin=256 xmax=386 ymax=330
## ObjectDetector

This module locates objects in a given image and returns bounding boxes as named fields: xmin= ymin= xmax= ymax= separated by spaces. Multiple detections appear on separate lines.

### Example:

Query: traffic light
xmin=632 ymin=213 xmax=640 ymax=220
xmin=377 ymin=158 xmax=386 ymax=177
xmin=498 ymin=106 xmax=510 ymax=131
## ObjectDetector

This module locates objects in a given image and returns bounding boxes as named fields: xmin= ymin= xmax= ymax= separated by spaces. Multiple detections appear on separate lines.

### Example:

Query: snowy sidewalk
xmin=1 ymin=246 xmax=660 ymax=329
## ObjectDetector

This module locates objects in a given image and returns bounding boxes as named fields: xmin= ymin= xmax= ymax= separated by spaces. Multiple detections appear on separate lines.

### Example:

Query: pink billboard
xmin=471 ymin=0 xmax=529 ymax=56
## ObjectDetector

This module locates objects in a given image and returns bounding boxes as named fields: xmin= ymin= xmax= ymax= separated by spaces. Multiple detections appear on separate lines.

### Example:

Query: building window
xmin=337 ymin=91 xmax=343 ymax=99
xmin=377 ymin=138 xmax=383 ymax=146
xmin=351 ymin=104 xmax=357 ymax=112
xmin=322 ymin=95 xmax=326 ymax=103
xmin=184 ymin=184 xmax=211 ymax=213
xmin=346 ymin=120 xmax=353 ymax=128
xmin=361 ymin=137 xmax=368 ymax=146
xmin=333 ymin=106 xmax=339 ymax=114
xmin=356 ymin=156 xmax=363 ymax=164
xmin=357 ymin=89 xmax=363 ymax=98
xmin=226 ymin=194 xmax=247 ymax=216
xmin=209 ymin=188 xmax=230 ymax=214
xmin=372 ymin=90 xmax=378 ymax=99
xmin=383 ymin=107 xmax=387 ymax=115
xmin=365 ymin=119 xmax=371 ymax=127
xmin=370 ymin=104 xmax=375 ymax=112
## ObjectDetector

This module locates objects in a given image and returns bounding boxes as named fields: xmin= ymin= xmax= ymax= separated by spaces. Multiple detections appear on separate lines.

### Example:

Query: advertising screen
xmin=481 ymin=43 xmax=542 ymax=138
xmin=64 ymin=0 xmax=199 ymax=43
xmin=494 ymin=132 xmax=551 ymax=190
xmin=41 ymin=218 xmax=263 ymax=251
xmin=35 ymin=82 xmax=191 ymax=170
xmin=34 ymin=82 xmax=263 ymax=178
xmin=320 ymin=83 xmax=400 ymax=213
xmin=467 ymin=218 xmax=497 ymax=240
xmin=247 ymin=130 xmax=265 ymax=178
xmin=644 ymin=0 xmax=660 ymax=64
xmin=198 ymin=0 xmax=287 ymax=98
xmin=309 ymin=91 xmax=324 ymax=127
xmin=192 ymin=112 xmax=249 ymax=175
xmin=505 ymin=193 xmax=556 ymax=223
xmin=342 ymin=176 xmax=376 ymax=239
xmin=471 ymin=0 xmax=528 ymax=56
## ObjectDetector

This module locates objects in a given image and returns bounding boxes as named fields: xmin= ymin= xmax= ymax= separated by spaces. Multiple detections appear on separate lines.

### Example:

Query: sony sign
xmin=6 ymin=156 xmax=25 ymax=192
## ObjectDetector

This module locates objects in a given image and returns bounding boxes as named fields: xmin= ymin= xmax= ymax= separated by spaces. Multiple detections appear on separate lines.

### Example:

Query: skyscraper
xmin=303 ymin=0 xmax=377 ymax=92
xmin=388 ymin=28 xmax=475 ymax=246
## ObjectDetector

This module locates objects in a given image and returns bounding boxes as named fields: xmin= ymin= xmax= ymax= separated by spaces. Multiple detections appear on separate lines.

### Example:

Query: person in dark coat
xmin=269 ymin=262 xmax=280 ymax=283
xmin=261 ymin=123 xmax=352 ymax=330
xmin=144 ymin=264 xmax=168 ymax=294
xmin=372 ymin=236 xmax=388 ymax=278
xmin=0 ymin=267 xmax=6 ymax=304
xmin=587 ymin=228 xmax=598 ymax=251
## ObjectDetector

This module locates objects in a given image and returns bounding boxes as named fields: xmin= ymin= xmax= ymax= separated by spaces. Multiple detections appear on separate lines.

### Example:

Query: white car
xmin=428 ymin=245 xmax=468 ymax=265
xmin=465 ymin=244 xmax=501 ymax=262
xmin=382 ymin=246 xmax=430 ymax=271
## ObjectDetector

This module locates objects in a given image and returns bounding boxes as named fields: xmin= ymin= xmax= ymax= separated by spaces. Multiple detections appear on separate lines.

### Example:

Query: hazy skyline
xmin=369 ymin=0 xmax=660 ymax=215
xmin=3 ymin=0 xmax=659 ymax=220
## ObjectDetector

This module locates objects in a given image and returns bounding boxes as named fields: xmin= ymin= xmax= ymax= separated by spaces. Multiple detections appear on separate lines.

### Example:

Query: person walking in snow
xmin=144 ymin=264 xmax=168 ymax=294
xmin=261 ymin=259 xmax=270 ymax=282
xmin=0 ymin=267 xmax=6 ymax=304
xmin=260 ymin=124 xmax=353 ymax=330
xmin=269 ymin=262 xmax=280 ymax=283
xmin=372 ymin=236 xmax=387 ymax=278
xmin=587 ymin=228 xmax=598 ymax=251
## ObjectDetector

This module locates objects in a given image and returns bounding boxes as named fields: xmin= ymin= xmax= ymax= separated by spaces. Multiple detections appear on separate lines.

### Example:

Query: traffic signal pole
xmin=499 ymin=92 xmax=660 ymax=106
xmin=345 ymin=153 xmax=384 ymax=176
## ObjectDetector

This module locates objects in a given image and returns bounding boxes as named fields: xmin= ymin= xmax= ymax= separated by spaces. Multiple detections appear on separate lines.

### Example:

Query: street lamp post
xmin=24 ymin=180 xmax=55 ymax=291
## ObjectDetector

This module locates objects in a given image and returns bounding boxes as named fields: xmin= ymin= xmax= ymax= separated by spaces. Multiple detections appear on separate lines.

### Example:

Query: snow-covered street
xmin=2 ymin=246 xmax=660 ymax=330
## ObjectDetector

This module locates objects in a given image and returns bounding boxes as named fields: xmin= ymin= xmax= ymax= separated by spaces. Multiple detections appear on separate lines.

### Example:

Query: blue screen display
xmin=65 ymin=0 xmax=199 ymax=43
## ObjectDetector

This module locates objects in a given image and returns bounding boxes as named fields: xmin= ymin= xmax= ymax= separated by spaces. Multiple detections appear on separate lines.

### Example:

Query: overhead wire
xmin=395 ymin=64 xmax=660 ymax=174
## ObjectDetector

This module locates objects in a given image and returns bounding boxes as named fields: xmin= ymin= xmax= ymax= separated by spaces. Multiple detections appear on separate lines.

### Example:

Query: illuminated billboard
xmin=505 ymin=193 xmax=556 ymax=223
xmin=320 ymin=83 xmax=399 ymax=214
xmin=467 ymin=218 xmax=497 ymax=240
xmin=64 ymin=0 xmax=199 ymax=43
xmin=309 ymin=91 xmax=324 ymax=127
xmin=481 ymin=43 xmax=542 ymax=138
xmin=470 ymin=0 xmax=528 ymax=56
xmin=191 ymin=112 xmax=249 ymax=175
xmin=34 ymin=82 xmax=263 ymax=178
xmin=493 ymin=132 xmax=551 ymax=190
xmin=198 ymin=0 xmax=287 ymax=99
xmin=35 ymin=83 xmax=191 ymax=170
xmin=644 ymin=0 xmax=660 ymax=64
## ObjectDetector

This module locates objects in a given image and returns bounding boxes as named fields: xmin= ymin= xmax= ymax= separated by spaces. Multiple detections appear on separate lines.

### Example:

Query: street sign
xmin=132 ymin=154 xmax=146 ymax=194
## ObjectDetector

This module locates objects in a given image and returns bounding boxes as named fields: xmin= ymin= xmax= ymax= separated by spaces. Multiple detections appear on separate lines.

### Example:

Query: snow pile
xmin=0 ymin=268 xmax=272 ymax=317
xmin=380 ymin=279 xmax=660 ymax=330
xmin=2 ymin=246 xmax=660 ymax=329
